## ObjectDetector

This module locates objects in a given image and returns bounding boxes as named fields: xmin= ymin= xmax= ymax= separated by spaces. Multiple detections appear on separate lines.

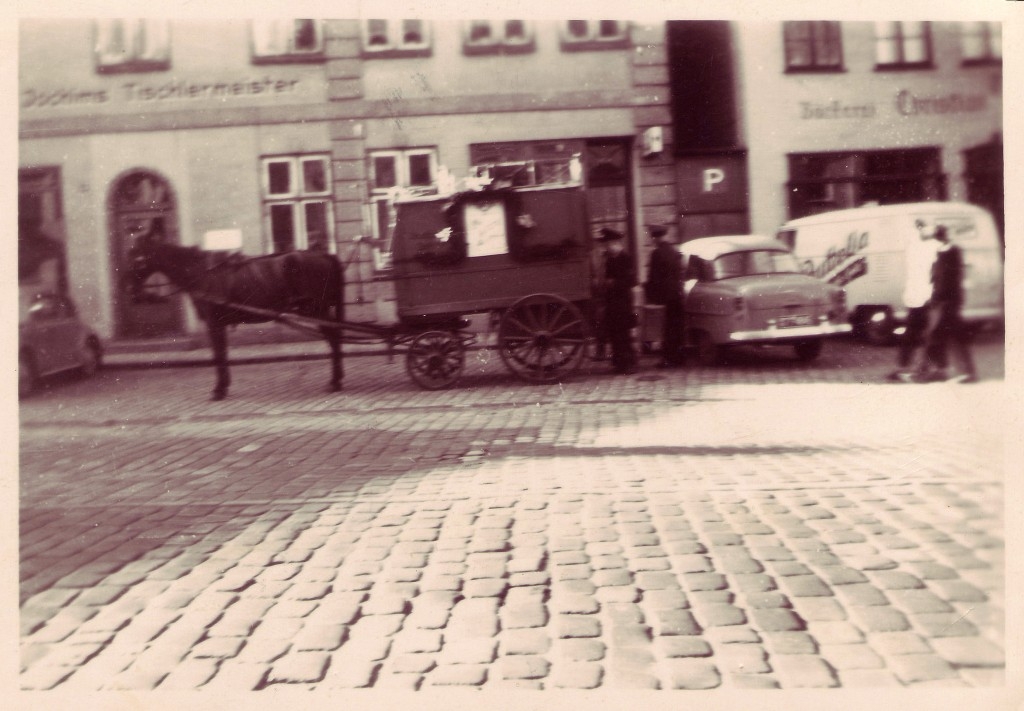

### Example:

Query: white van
xmin=777 ymin=202 xmax=1003 ymax=343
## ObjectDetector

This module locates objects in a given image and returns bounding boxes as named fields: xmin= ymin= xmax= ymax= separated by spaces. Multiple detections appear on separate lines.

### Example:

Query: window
xmin=251 ymin=19 xmax=324 ymax=62
xmin=261 ymin=155 xmax=333 ymax=253
xmin=362 ymin=19 xmax=430 ymax=56
xmin=470 ymin=141 xmax=583 ymax=188
xmin=560 ymin=20 xmax=629 ymax=50
xmin=463 ymin=20 xmax=535 ymax=55
xmin=368 ymin=148 xmax=439 ymax=269
xmin=95 ymin=19 xmax=170 ymax=73
xmin=787 ymin=148 xmax=946 ymax=219
xmin=961 ymin=21 xmax=1001 ymax=64
xmin=783 ymin=21 xmax=843 ymax=71
xmin=874 ymin=21 xmax=932 ymax=68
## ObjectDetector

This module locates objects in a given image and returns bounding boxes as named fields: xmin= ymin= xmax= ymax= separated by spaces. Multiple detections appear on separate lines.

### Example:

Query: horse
xmin=126 ymin=235 xmax=345 ymax=400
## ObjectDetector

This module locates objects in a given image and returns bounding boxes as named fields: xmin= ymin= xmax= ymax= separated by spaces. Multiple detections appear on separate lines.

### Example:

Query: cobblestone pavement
xmin=19 ymin=338 xmax=1008 ymax=693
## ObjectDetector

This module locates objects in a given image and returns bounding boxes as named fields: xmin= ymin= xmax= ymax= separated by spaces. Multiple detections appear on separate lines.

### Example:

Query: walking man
xmin=645 ymin=224 xmax=686 ymax=367
xmin=921 ymin=224 xmax=979 ymax=383
xmin=888 ymin=219 xmax=939 ymax=382
xmin=598 ymin=227 xmax=637 ymax=375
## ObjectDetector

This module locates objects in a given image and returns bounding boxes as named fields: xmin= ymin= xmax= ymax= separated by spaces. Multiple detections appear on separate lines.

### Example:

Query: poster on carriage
xmin=463 ymin=199 xmax=509 ymax=257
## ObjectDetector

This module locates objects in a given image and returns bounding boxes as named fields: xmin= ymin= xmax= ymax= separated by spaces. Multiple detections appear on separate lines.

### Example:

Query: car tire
xmin=19 ymin=350 xmax=39 ymax=399
xmin=79 ymin=338 xmax=102 ymax=377
xmin=691 ymin=330 xmax=720 ymax=366
xmin=856 ymin=308 xmax=895 ymax=346
xmin=794 ymin=339 xmax=824 ymax=362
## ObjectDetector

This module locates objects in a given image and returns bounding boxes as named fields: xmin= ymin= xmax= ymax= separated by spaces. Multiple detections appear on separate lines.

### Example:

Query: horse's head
xmin=123 ymin=232 xmax=161 ymax=298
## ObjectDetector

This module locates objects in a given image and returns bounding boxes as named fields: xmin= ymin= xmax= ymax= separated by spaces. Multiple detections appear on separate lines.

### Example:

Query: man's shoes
xmin=915 ymin=369 xmax=948 ymax=383
xmin=952 ymin=373 xmax=979 ymax=384
xmin=886 ymin=370 xmax=906 ymax=382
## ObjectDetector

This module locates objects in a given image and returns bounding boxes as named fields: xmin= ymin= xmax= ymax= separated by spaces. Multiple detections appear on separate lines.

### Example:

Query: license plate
xmin=777 ymin=314 xmax=814 ymax=328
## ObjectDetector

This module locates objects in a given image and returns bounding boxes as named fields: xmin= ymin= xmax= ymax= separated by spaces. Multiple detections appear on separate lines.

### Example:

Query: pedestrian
xmin=644 ymin=224 xmax=686 ymax=367
xmin=920 ymin=224 xmax=979 ymax=383
xmin=888 ymin=219 xmax=939 ymax=382
xmin=589 ymin=239 xmax=609 ymax=361
xmin=598 ymin=227 xmax=637 ymax=375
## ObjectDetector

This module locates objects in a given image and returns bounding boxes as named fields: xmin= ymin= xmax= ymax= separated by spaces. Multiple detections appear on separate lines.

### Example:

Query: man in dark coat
xmin=645 ymin=224 xmax=686 ymax=367
xmin=921 ymin=225 xmax=978 ymax=383
xmin=598 ymin=228 xmax=637 ymax=374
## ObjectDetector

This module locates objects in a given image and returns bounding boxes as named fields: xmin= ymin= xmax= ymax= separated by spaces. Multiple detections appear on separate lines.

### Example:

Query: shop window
xmin=787 ymin=148 xmax=946 ymax=219
xmin=368 ymin=148 xmax=439 ymax=269
xmin=560 ymin=20 xmax=629 ymax=50
xmin=251 ymin=20 xmax=324 ymax=62
xmin=95 ymin=19 xmax=170 ymax=73
xmin=874 ymin=21 xmax=932 ymax=69
xmin=463 ymin=20 xmax=535 ymax=55
xmin=362 ymin=19 xmax=431 ymax=57
xmin=961 ymin=21 xmax=1001 ymax=65
xmin=260 ymin=155 xmax=333 ymax=253
xmin=470 ymin=141 xmax=583 ymax=188
xmin=783 ymin=21 xmax=843 ymax=72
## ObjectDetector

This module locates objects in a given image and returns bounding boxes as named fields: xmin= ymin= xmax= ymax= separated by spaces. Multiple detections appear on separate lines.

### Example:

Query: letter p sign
xmin=702 ymin=168 xmax=725 ymax=193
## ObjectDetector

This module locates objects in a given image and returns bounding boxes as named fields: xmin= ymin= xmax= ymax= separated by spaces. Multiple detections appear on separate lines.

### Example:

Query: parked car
xmin=19 ymin=292 xmax=103 ymax=398
xmin=678 ymin=235 xmax=851 ymax=365
xmin=777 ymin=202 xmax=1004 ymax=344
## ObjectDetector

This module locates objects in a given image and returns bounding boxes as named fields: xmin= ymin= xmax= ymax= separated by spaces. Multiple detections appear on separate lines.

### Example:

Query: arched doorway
xmin=110 ymin=170 xmax=183 ymax=338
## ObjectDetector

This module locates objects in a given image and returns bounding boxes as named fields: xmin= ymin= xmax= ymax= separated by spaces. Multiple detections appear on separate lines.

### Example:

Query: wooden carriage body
xmin=390 ymin=185 xmax=593 ymax=324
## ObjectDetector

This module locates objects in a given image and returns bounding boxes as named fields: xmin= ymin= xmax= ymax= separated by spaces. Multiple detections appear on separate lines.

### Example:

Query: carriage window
xmin=362 ymin=19 xmax=431 ymax=56
xmin=559 ymin=20 xmax=629 ymax=50
xmin=262 ymin=154 xmax=334 ymax=253
xmin=95 ymin=19 xmax=170 ymax=73
xmin=251 ymin=19 xmax=324 ymax=62
xmin=463 ymin=20 xmax=535 ymax=55
xmin=368 ymin=148 xmax=439 ymax=269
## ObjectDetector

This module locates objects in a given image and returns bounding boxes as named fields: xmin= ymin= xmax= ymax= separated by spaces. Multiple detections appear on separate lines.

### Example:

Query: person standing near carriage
xmin=645 ymin=224 xmax=686 ymax=368
xmin=598 ymin=227 xmax=637 ymax=375
xmin=920 ymin=224 xmax=979 ymax=383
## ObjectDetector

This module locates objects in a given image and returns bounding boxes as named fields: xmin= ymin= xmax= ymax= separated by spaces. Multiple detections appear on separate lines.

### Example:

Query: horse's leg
xmin=322 ymin=326 xmax=342 ymax=392
xmin=209 ymin=323 xmax=230 ymax=400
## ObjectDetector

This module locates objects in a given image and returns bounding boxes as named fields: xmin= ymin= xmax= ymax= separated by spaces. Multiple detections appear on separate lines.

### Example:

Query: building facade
xmin=19 ymin=18 xmax=674 ymax=342
xmin=667 ymin=20 xmax=1003 ymax=242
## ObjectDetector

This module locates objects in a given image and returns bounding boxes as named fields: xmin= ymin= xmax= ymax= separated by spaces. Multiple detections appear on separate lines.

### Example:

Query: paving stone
xmin=499 ymin=655 xmax=551 ymax=680
xmin=927 ymin=579 xmax=989 ymax=603
xmin=806 ymin=620 xmax=864 ymax=645
xmin=848 ymin=606 xmax=911 ymax=633
xmin=750 ymin=608 xmax=804 ymax=632
xmin=789 ymin=596 xmax=846 ymax=622
xmin=910 ymin=612 xmax=981 ymax=638
xmin=886 ymin=653 xmax=959 ymax=684
xmin=349 ymin=614 xmax=404 ymax=639
xmin=818 ymin=643 xmax=885 ymax=670
xmin=500 ymin=601 xmax=548 ymax=629
xmin=770 ymin=654 xmax=838 ymax=688
xmin=641 ymin=588 xmax=689 ymax=610
xmin=767 ymin=560 xmax=812 ymax=576
xmin=550 ymin=661 xmax=602 ymax=689
xmin=716 ymin=644 xmax=770 ymax=674
xmin=815 ymin=565 xmax=869 ymax=586
xmin=634 ymin=571 xmax=680 ymax=590
xmin=393 ymin=629 xmax=443 ymax=654
xmin=426 ymin=663 xmax=488 ymax=686
xmin=447 ymin=598 xmax=499 ymax=638
xmin=321 ymin=660 xmax=380 ymax=688
xmin=501 ymin=628 xmax=551 ymax=656
xmin=438 ymin=638 xmax=497 ymax=665
xmin=683 ymin=573 xmax=728 ymax=591
xmin=778 ymin=574 xmax=832 ymax=597
xmin=593 ymin=568 xmax=633 ymax=587
xmin=553 ymin=579 xmax=596 ymax=596
xmin=763 ymin=631 xmax=818 ymax=655
xmin=464 ymin=578 xmax=508 ymax=598
xmin=605 ymin=603 xmax=646 ymax=625
xmin=692 ymin=603 xmax=746 ymax=628
xmin=664 ymin=659 xmax=722 ymax=689
xmin=728 ymin=674 xmax=780 ymax=689
xmin=388 ymin=653 xmax=437 ymax=674
xmin=867 ymin=570 xmax=926 ymax=590
xmin=628 ymin=557 xmax=670 ymax=572
xmin=551 ymin=594 xmax=599 ymax=615
xmin=612 ymin=624 xmax=653 ymax=647
xmin=157 ymin=657 xmax=220 ymax=689
xmin=834 ymin=584 xmax=890 ymax=607
xmin=731 ymin=573 xmax=777 ymax=593
xmin=596 ymin=585 xmax=640 ymax=604
xmin=887 ymin=588 xmax=955 ymax=614
xmin=907 ymin=561 xmax=960 ymax=580
xmin=652 ymin=609 xmax=702 ymax=636
xmin=557 ymin=614 xmax=602 ymax=639
xmin=867 ymin=630 xmax=932 ymax=655
xmin=928 ymin=636 xmax=1004 ymax=667
xmin=657 ymin=636 xmax=713 ymax=658
xmin=556 ymin=638 xmax=606 ymax=661
xmin=743 ymin=592 xmax=791 ymax=609
xmin=265 ymin=651 xmax=330 ymax=684
xmin=838 ymin=669 xmax=902 ymax=687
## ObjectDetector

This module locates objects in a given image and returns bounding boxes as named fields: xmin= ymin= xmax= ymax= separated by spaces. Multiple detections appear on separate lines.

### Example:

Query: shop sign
xmin=21 ymin=76 xmax=304 ymax=109
xmin=798 ymin=90 xmax=989 ymax=120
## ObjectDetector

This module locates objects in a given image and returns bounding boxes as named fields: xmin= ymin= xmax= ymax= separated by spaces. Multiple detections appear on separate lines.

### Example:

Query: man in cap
xmin=644 ymin=224 xmax=686 ymax=367
xmin=598 ymin=227 xmax=637 ymax=374
xmin=920 ymin=224 xmax=978 ymax=383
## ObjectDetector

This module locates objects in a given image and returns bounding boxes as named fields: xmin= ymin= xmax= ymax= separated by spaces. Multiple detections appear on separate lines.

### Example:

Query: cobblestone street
xmin=18 ymin=338 xmax=1009 ymax=699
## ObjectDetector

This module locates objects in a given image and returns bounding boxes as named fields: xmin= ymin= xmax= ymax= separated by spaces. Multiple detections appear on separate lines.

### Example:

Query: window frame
xmin=250 ymin=19 xmax=325 ymax=64
xmin=783 ymin=21 xmax=844 ymax=73
xmin=559 ymin=20 xmax=630 ymax=51
xmin=361 ymin=19 xmax=432 ymax=58
xmin=94 ymin=19 xmax=171 ymax=74
xmin=961 ymin=21 xmax=1001 ymax=66
xmin=462 ymin=20 xmax=536 ymax=56
xmin=367 ymin=148 xmax=440 ymax=270
xmin=873 ymin=21 xmax=934 ymax=70
xmin=260 ymin=154 xmax=335 ymax=254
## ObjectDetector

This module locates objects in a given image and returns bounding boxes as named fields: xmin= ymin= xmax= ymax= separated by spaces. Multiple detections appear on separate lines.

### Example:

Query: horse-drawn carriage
xmin=128 ymin=182 xmax=601 ymax=399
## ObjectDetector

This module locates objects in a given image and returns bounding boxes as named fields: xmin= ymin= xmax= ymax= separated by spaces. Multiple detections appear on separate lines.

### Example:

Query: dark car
xmin=679 ymin=235 xmax=851 ymax=365
xmin=19 ymin=292 xmax=102 ymax=398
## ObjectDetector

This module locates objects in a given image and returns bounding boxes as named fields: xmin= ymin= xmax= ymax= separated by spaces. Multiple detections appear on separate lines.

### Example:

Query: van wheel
xmin=19 ymin=350 xmax=39 ymax=399
xmin=857 ymin=308 xmax=895 ymax=346
xmin=794 ymin=339 xmax=823 ymax=362
xmin=691 ymin=330 xmax=720 ymax=366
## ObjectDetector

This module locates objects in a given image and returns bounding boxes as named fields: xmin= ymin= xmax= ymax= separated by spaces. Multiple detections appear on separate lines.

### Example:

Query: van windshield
xmin=711 ymin=250 xmax=800 ymax=280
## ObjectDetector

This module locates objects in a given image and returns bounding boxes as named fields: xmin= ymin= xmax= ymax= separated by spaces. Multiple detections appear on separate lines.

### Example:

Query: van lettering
xmin=802 ymin=230 xmax=870 ymax=282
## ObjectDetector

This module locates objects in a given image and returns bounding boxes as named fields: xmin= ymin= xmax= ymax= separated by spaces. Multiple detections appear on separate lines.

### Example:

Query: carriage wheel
xmin=406 ymin=331 xmax=466 ymax=390
xmin=498 ymin=294 xmax=588 ymax=383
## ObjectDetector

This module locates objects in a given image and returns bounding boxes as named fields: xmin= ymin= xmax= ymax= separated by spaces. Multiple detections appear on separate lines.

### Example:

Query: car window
xmin=710 ymin=250 xmax=800 ymax=280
